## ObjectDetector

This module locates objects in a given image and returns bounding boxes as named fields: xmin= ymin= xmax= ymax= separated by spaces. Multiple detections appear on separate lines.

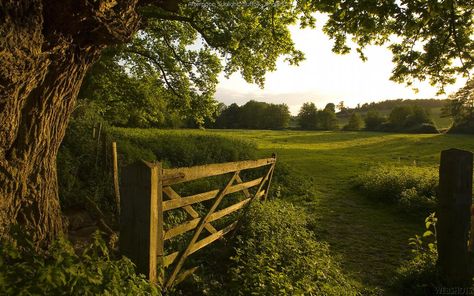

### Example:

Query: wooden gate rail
xmin=119 ymin=155 xmax=276 ymax=289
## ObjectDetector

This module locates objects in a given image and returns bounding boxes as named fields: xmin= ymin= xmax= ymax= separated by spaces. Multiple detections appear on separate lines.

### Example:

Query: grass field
xmin=207 ymin=130 xmax=474 ymax=292
xmin=116 ymin=129 xmax=474 ymax=293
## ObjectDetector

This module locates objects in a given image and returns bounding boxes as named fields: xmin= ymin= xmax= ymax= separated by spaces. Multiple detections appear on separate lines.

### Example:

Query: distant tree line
xmin=296 ymin=100 xmax=437 ymax=133
xmin=442 ymin=79 xmax=474 ymax=134
xmin=209 ymin=80 xmax=474 ymax=134
xmin=210 ymin=100 xmax=291 ymax=129
xmin=297 ymin=102 xmax=339 ymax=130
xmin=363 ymin=106 xmax=438 ymax=133
xmin=351 ymin=98 xmax=449 ymax=112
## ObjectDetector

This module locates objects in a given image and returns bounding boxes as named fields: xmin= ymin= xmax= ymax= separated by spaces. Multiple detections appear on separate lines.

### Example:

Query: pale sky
xmin=215 ymin=16 xmax=467 ymax=115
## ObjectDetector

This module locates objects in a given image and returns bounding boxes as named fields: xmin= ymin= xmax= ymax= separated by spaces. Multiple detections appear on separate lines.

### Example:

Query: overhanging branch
xmin=125 ymin=48 xmax=184 ymax=100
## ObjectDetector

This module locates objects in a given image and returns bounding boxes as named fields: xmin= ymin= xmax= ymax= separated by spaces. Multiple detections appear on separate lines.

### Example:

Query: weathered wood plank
xmin=155 ymin=163 xmax=164 ymax=284
xmin=162 ymin=158 xmax=275 ymax=185
xmin=264 ymin=160 xmax=276 ymax=200
xmin=162 ymin=177 xmax=263 ymax=211
xmin=162 ymin=187 xmax=218 ymax=235
xmin=148 ymin=165 xmax=159 ymax=284
xmin=163 ymin=251 xmax=179 ymax=268
xmin=228 ymin=177 xmax=262 ymax=194
xmin=164 ymin=218 xmax=200 ymax=241
xmin=112 ymin=142 xmax=120 ymax=214
xmin=174 ymin=266 xmax=199 ymax=286
xmin=164 ymin=221 xmax=240 ymax=268
xmin=235 ymin=175 xmax=251 ymax=199
xmin=253 ymin=164 xmax=274 ymax=202
xmin=207 ymin=198 xmax=251 ymax=223
xmin=165 ymin=172 xmax=239 ymax=289
xmin=119 ymin=161 xmax=158 ymax=283
xmin=189 ymin=221 xmax=238 ymax=254
xmin=164 ymin=195 xmax=259 ymax=241
xmin=163 ymin=189 xmax=219 ymax=212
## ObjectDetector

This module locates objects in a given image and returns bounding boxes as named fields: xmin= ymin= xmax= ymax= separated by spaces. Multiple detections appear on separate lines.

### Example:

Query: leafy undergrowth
xmin=227 ymin=200 xmax=360 ymax=295
xmin=391 ymin=214 xmax=441 ymax=295
xmin=173 ymin=200 xmax=362 ymax=296
xmin=356 ymin=165 xmax=438 ymax=213
xmin=0 ymin=230 xmax=159 ymax=296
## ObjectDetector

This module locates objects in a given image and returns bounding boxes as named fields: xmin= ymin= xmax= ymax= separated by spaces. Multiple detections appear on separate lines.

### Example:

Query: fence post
xmin=437 ymin=148 xmax=473 ymax=286
xmin=112 ymin=142 xmax=120 ymax=215
xmin=156 ymin=162 xmax=164 ymax=285
xmin=119 ymin=161 xmax=160 ymax=284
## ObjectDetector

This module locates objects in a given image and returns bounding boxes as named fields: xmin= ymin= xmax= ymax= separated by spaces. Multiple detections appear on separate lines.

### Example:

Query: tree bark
xmin=0 ymin=0 xmax=140 ymax=245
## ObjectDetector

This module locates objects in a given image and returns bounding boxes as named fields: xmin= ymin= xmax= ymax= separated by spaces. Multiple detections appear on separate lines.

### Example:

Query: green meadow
xmin=121 ymin=129 xmax=474 ymax=292
xmin=216 ymin=130 xmax=474 ymax=291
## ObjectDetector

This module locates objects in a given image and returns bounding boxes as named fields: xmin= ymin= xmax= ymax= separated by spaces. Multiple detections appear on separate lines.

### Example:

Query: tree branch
xmin=449 ymin=1 xmax=472 ymax=78
xmin=138 ymin=0 xmax=181 ymax=12
xmin=125 ymin=48 xmax=184 ymax=100
xmin=162 ymin=35 xmax=194 ymax=67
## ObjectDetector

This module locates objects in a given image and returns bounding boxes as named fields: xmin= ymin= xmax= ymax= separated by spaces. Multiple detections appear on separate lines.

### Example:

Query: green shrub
xmin=0 ymin=230 xmax=159 ymax=295
xmin=393 ymin=214 xmax=441 ymax=295
xmin=356 ymin=165 xmax=438 ymax=212
xmin=404 ymin=123 xmax=439 ymax=134
xmin=225 ymin=200 xmax=359 ymax=295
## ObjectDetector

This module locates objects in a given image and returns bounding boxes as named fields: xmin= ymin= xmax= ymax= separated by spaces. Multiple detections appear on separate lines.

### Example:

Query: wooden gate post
xmin=437 ymin=148 xmax=473 ymax=285
xmin=120 ymin=161 xmax=163 ymax=284
xmin=112 ymin=142 xmax=120 ymax=215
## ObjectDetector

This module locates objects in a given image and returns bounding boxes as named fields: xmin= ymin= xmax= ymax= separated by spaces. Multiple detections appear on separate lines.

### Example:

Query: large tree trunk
xmin=0 ymin=0 xmax=140 ymax=245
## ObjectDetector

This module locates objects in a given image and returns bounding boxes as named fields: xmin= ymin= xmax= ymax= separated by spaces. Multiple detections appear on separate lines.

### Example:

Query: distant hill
xmin=354 ymin=98 xmax=449 ymax=112
xmin=337 ymin=99 xmax=452 ymax=129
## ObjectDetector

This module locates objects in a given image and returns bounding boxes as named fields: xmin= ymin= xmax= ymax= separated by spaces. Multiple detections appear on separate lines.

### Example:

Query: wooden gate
xmin=119 ymin=155 xmax=276 ymax=289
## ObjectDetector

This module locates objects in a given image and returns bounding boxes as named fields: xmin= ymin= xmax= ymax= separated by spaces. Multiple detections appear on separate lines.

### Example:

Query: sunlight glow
xmin=215 ymin=16 xmax=466 ymax=115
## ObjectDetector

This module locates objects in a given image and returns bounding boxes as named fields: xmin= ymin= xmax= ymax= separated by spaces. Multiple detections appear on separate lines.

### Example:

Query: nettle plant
xmin=409 ymin=213 xmax=438 ymax=255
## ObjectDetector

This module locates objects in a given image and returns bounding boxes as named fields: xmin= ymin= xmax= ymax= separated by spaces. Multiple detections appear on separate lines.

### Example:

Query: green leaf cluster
xmin=226 ymin=200 xmax=359 ymax=295
xmin=0 ymin=230 xmax=159 ymax=296
xmin=393 ymin=213 xmax=440 ymax=295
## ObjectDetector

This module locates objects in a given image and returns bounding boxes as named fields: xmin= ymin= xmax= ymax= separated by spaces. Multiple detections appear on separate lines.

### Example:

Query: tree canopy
xmin=443 ymin=78 xmax=474 ymax=133
xmin=1 ymin=0 xmax=473 ymax=244
xmin=297 ymin=101 xmax=338 ymax=130
xmin=81 ymin=0 xmax=474 ymax=128
xmin=212 ymin=100 xmax=290 ymax=130
xmin=316 ymin=0 xmax=474 ymax=92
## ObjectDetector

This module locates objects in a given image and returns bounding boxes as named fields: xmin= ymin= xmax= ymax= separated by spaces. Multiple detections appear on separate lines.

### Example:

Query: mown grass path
xmin=204 ymin=130 xmax=474 ymax=293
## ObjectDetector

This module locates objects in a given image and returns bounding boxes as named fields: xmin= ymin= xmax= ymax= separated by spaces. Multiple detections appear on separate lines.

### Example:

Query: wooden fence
xmin=119 ymin=155 xmax=276 ymax=289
